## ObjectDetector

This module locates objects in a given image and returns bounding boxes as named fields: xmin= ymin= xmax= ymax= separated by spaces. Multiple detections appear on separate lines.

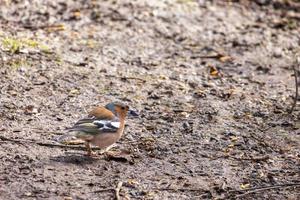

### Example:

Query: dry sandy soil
xmin=0 ymin=0 xmax=300 ymax=199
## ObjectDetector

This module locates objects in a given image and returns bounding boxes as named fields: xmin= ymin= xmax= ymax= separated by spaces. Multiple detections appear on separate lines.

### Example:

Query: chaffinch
xmin=68 ymin=102 xmax=138 ymax=156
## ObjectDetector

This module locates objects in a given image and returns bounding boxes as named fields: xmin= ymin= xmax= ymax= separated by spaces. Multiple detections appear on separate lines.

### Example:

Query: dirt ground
xmin=0 ymin=0 xmax=300 ymax=199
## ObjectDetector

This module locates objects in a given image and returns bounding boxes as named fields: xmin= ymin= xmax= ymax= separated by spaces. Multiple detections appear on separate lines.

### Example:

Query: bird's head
xmin=105 ymin=102 xmax=138 ymax=118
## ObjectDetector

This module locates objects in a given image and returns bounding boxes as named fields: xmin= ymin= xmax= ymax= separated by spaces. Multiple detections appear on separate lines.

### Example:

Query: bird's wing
xmin=93 ymin=120 xmax=120 ymax=132
xmin=68 ymin=117 xmax=120 ymax=135
xmin=67 ymin=106 xmax=118 ymax=135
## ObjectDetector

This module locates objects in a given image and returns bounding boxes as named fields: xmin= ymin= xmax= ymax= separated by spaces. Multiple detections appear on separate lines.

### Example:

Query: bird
xmin=67 ymin=102 xmax=138 ymax=156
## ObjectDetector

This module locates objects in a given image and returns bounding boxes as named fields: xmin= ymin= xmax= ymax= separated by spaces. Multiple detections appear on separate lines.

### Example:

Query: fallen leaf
xmin=240 ymin=183 xmax=250 ymax=189
xmin=159 ymin=75 xmax=168 ymax=80
xmin=194 ymin=89 xmax=206 ymax=98
xmin=127 ymin=179 xmax=139 ymax=186
xmin=24 ymin=105 xmax=38 ymax=115
xmin=219 ymin=55 xmax=233 ymax=62
xmin=24 ymin=192 xmax=33 ymax=197
xmin=178 ymin=112 xmax=189 ymax=118
xmin=209 ymin=65 xmax=220 ymax=77
xmin=145 ymin=124 xmax=155 ymax=130
xmin=68 ymin=89 xmax=80 ymax=96
xmin=73 ymin=11 xmax=81 ymax=18
xmin=230 ymin=136 xmax=238 ymax=142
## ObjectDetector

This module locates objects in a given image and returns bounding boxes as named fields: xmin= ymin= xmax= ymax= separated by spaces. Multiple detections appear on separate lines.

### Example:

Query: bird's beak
xmin=128 ymin=109 xmax=139 ymax=118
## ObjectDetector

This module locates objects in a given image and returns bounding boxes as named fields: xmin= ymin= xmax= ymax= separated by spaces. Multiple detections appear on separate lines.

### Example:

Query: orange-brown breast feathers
xmin=88 ymin=106 xmax=115 ymax=119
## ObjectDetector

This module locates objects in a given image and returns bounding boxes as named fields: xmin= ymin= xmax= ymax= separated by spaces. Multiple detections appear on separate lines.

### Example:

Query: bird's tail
xmin=53 ymin=132 xmax=78 ymax=144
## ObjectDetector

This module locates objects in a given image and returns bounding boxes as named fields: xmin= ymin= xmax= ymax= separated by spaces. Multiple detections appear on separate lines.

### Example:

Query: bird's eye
xmin=121 ymin=106 xmax=125 ymax=110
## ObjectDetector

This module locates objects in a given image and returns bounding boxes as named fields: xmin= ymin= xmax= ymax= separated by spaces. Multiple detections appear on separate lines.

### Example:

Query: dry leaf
xmin=178 ymin=112 xmax=189 ymax=118
xmin=68 ymin=89 xmax=80 ymax=96
xmin=219 ymin=55 xmax=233 ymax=62
xmin=127 ymin=179 xmax=139 ymax=185
xmin=194 ymin=89 xmax=206 ymax=98
xmin=159 ymin=75 xmax=168 ymax=80
xmin=24 ymin=105 xmax=38 ymax=115
xmin=209 ymin=65 xmax=219 ymax=77
xmin=230 ymin=136 xmax=238 ymax=142
xmin=240 ymin=183 xmax=250 ymax=189
xmin=73 ymin=11 xmax=81 ymax=18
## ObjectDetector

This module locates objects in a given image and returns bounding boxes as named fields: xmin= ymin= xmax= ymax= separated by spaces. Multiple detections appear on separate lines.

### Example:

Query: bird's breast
xmin=90 ymin=126 xmax=125 ymax=148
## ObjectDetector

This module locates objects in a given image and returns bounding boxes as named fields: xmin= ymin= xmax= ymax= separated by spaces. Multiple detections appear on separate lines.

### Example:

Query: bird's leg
xmin=85 ymin=142 xmax=96 ymax=157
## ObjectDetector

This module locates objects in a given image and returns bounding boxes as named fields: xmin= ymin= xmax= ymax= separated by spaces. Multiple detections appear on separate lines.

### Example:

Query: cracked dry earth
xmin=0 ymin=0 xmax=300 ymax=199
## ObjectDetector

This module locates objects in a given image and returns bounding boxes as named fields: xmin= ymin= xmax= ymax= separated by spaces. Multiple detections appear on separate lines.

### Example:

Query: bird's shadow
xmin=50 ymin=152 xmax=101 ymax=165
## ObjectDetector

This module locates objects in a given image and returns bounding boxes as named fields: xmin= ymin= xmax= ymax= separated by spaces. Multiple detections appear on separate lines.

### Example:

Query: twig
xmin=248 ymin=132 xmax=282 ymax=153
xmin=0 ymin=135 xmax=101 ymax=150
xmin=105 ymin=75 xmax=146 ymax=82
xmin=115 ymin=181 xmax=123 ymax=200
xmin=154 ymin=187 xmax=207 ymax=192
xmin=197 ymin=54 xmax=223 ymax=59
xmin=289 ymin=60 xmax=299 ymax=113
xmin=36 ymin=142 xmax=88 ymax=150
xmin=230 ymin=155 xmax=269 ymax=162
xmin=0 ymin=135 xmax=23 ymax=143
xmin=93 ymin=188 xmax=114 ymax=193
xmin=122 ymin=76 xmax=146 ymax=82
xmin=229 ymin=183 xmax=300 ymax=198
